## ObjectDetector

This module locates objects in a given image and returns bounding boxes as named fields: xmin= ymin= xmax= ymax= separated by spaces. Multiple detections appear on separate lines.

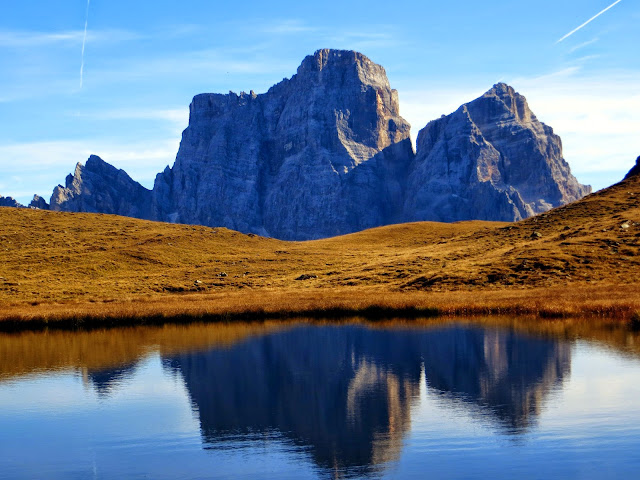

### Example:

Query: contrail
xmin=80 ymin=0 xmax=91 ymax=89
xmin=556 ymin=0 xmax=623 ymax=43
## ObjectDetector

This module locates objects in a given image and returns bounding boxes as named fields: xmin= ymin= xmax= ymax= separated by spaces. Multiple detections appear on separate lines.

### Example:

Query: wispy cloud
xmin=567 ymin=37 xmax=599 ymax=54
xmin=84 ymin=47 xmax=294 ymax=90
xmin=556 ymin=0 xmax=623 ymax=44
xmin=0 ymin=28 xmax=142 ymax=48
xmin=245 ymin=19 xmax=402 ymax=50
xmin=261 ymin=19 xmax=319 ymax=35
xmin=72 ymin=107 xmax=187 ymax=122
xmin=80 ymin=0 xmax=91 ymax=89
xmin=70 ymin=108 xmax=188 ymax=135
xmin=325 ymin=30 xmax=402 ymax=51
xmin=0 ymin=30 xmax=83 ymax=47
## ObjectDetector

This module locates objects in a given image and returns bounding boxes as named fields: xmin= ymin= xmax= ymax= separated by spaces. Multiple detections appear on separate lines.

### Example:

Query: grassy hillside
xmin=1 ymin=174 xmax=639 ymax=326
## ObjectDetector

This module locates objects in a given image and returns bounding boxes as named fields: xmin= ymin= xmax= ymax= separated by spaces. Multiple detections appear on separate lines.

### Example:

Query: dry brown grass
xmin=1 ymin=174 xmax=639 ymax=328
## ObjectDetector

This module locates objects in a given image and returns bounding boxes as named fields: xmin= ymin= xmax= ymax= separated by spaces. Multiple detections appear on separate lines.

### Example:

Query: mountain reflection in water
xmin=158 ymin=325 xmax=570 ymax=475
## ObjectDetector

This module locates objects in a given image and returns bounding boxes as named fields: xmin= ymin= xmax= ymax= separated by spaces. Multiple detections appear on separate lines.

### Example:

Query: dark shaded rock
xmin=403 ymin=83 xmax=591 ymax=223
xmin=0 ymin=196 xmax=23 ymax=208
xmin=151 ymin=49 xmax=413 ymax=240
xmin=28 ymin=195 xmax=49 ymax=210
xmin=49 ymin=155 xmax=152 ymax=217
xmin=295 ymin=274 xmax=318 ymax=280
xmin=624 ymin=156 xmax=640 ymax=179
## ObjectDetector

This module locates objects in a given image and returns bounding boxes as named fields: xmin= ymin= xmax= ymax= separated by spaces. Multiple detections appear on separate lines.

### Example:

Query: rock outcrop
xmin=0 ymin=196 xmax=23 ymax=208
xmin=42 ymin=51 xmax=591 ymax=239
xmin=28 ymin=195 xmax=49 ymax=210
xmin=50 ymin=155 xmax=152 ymax=217
xmin=403 ymin=83 xmax=591 ymax=222
xmin=151 ymin=49 xmax=413 ymax=239
xmin=624 ymin=156 xmax=640 ymax=179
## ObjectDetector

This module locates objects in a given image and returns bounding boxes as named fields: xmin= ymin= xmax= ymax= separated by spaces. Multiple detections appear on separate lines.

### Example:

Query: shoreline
xmin=2 ymin=285 xmax=638 ymax=332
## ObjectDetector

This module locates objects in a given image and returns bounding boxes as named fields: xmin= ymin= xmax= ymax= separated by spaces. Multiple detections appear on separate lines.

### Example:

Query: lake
xmin=1 ymin=318 xmax=640 ymax=479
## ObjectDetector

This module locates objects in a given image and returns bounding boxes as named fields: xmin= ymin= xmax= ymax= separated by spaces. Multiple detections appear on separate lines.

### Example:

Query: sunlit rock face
xmin=403 ymin=83 xmax=591 ymax=222
xmin=151 ymin=49 xmax=413 ymax=240
xmin=49 ymin=155 xmax=152 ymax=218
xmin=163 ymin=324 xmax=571 ymax=475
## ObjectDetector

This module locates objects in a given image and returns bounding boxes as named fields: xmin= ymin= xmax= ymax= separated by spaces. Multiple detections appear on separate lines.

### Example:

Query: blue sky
xmin=1 ymin=0 xmax=638 ymax=204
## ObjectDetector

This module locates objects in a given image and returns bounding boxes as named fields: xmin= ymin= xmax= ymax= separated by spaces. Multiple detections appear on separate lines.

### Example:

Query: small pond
xmin=1 ymin=319 xmax=639 ymax=479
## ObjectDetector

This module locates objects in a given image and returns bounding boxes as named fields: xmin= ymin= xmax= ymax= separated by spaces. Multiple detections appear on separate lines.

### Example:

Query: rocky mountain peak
xmin=28 ymin=195 xmax=49 ymax=210
xmin=0 ymin=195 xmax=22 ymax=208
xmin=297 ymin=49 xmax=391 ymax=90
xmin=50 ymin=154 xmax=152 ymax=217
xmin=404 ymin=84 xmax=590 ymax=223
xmin=151 ymin=49 xmax=413 ymax=239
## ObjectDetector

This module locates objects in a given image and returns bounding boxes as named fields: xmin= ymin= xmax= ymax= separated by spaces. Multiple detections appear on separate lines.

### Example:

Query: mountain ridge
xmin=15 ymin=49 xmax=591 ymax=239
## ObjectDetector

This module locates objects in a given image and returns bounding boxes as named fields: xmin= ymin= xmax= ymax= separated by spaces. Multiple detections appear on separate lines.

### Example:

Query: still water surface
xmin=1 ymin=320 xmax=640 ymax=479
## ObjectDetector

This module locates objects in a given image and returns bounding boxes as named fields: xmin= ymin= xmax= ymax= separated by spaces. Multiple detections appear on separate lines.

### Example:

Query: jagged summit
xmin=0 ymin=195 xmax=22 ymax=208
xmin=50 ymin=155 xmax=152 ymax=217
xmin=403 ymin=83 xmax=591 ymax=223
xmin=481 ymin=82 xmax=539 ymax=125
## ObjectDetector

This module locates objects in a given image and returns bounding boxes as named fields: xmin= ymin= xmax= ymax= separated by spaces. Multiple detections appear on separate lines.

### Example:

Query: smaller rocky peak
xmin=624 ymin=156 xmax=640 ymax=180
xmin=28 ymin=195 xmax=49 ymax=210
xmin=49 ymin=155 xmax=151 ymax=217
xmin=0 ymin=195 xmax=24 ymax=208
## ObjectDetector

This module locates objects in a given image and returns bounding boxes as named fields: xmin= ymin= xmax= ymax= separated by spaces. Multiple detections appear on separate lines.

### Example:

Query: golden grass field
xmin=0 ymin=173 xmax=639 ymax=328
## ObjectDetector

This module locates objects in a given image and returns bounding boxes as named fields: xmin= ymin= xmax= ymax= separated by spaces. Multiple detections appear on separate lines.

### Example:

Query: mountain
xmin=0 ymin=196 xmax=22 ymax=208
xmin=49 ymin=155 xmax=152 ymax=218
xmin=28 ymin=195 xmax=49 ymax=210
xmin=404 ymin=83 xmax=591 ymax=222
xmin=43 ymin=50 xmax=590 ymax=240
xmin=150 ymin=49 xmax=413 ymax=239
xmin=0 ymin=195 xmax=47 ymax=209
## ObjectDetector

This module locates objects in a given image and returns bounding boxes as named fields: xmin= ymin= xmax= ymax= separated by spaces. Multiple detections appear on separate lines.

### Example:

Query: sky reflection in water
xmin=1 ymin=321 xmax=640 ymax=479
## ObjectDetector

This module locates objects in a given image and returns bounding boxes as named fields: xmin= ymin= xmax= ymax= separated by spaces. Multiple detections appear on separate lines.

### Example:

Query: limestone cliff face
xmin=403 ymin=83 xmax=591 ymax=222
xmin=49 ymin=155 xmax=152 ymax=217
xmin=151 ymin=49 xmax=413 ymax=239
